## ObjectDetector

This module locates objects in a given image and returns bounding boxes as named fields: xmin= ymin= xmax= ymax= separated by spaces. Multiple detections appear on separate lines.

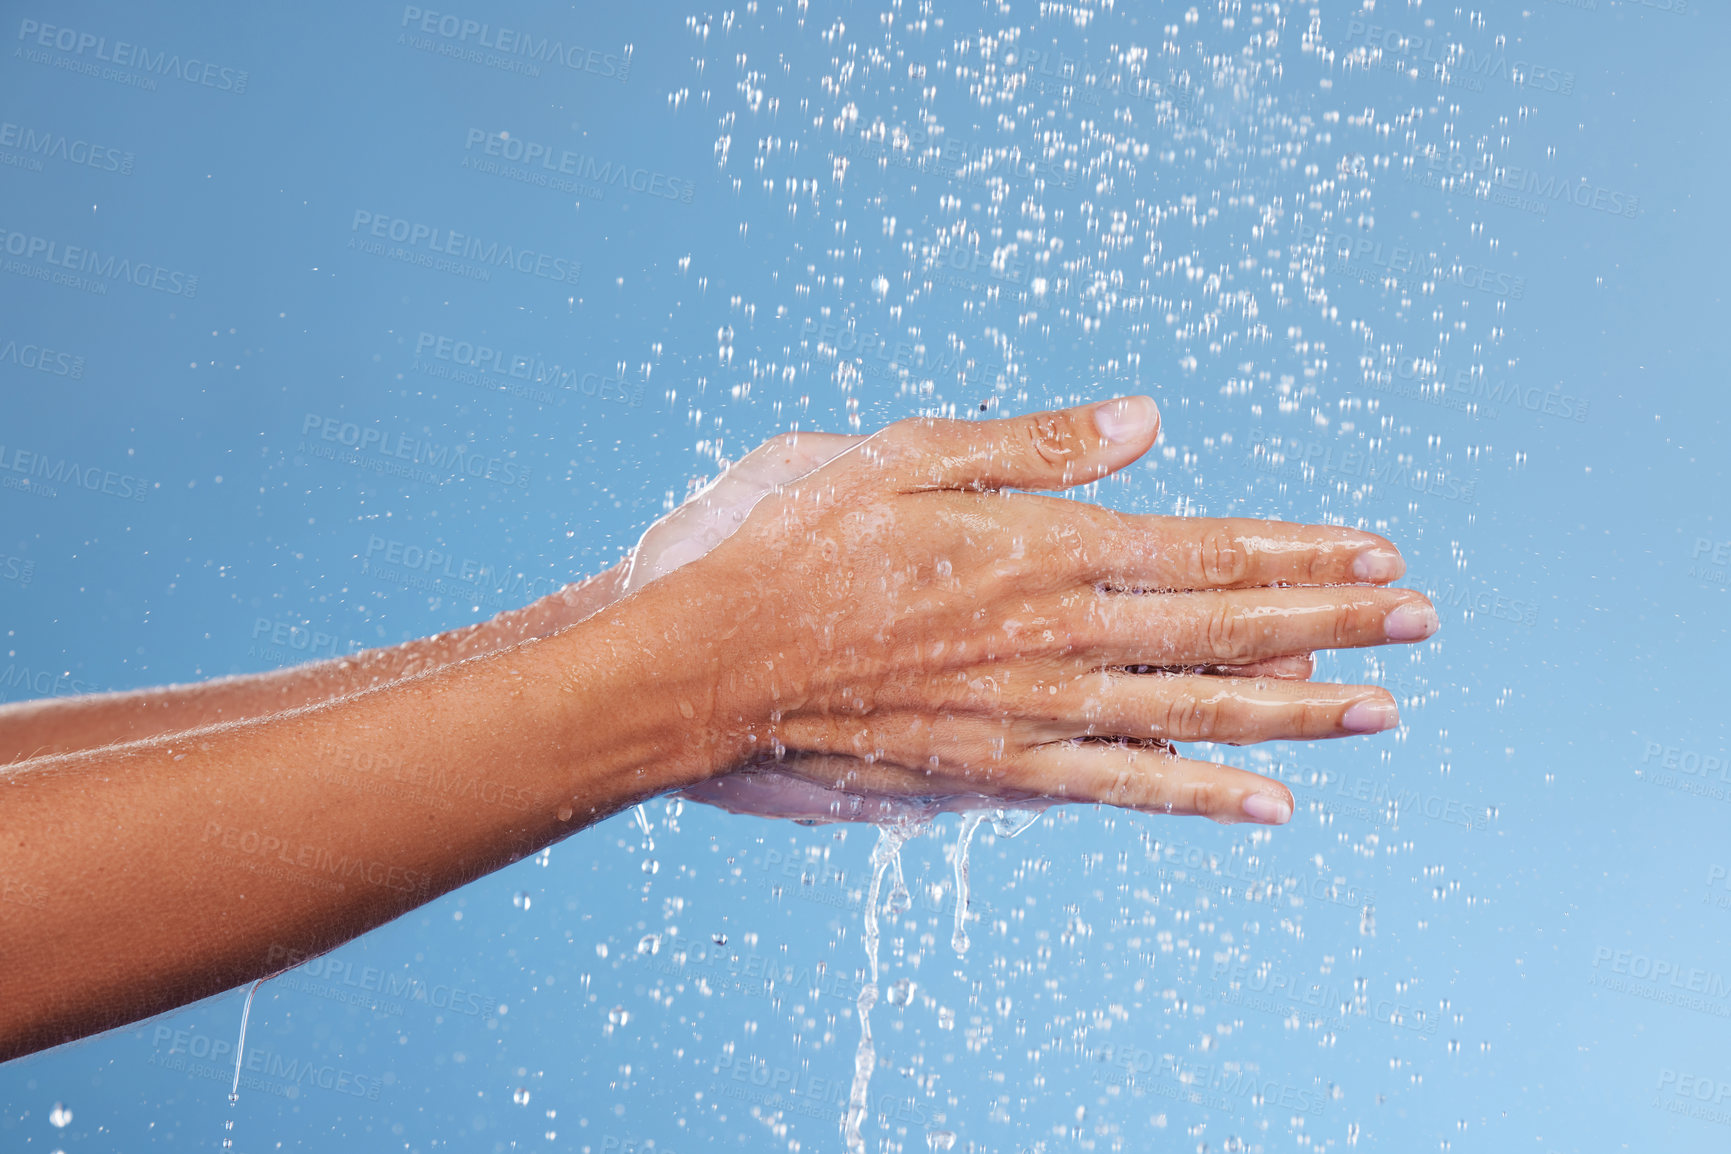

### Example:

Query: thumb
xmin=871 ymin=396 xmax=1160 ymax=493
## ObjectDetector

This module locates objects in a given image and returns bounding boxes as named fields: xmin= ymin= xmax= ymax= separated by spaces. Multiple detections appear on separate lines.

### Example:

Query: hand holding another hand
xmin=623 ymin=397 xmax=1435 ymax=826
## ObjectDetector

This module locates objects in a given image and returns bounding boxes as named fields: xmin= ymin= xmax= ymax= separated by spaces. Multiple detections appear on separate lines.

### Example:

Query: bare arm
xmin=0 ymin=561 xmax=629 ymax=763
xmin=0 ymin=589 xmax=723 ymax=1063
xmin=0 ymin=398 xmax=1433 ymax=1063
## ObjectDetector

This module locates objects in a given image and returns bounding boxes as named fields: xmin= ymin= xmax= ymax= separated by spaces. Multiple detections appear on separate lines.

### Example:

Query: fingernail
xmin=1352 ymin=548 xmax=1404 ymax=583
xmin=1242 ymin=792 xmax=1292 ymax=825
xmin=1384 ymin=601 xmax=1439 ymax=641
xmin=1341 ymin=699 xmax=1399 ymax=733
xmin=1093 ymin=395 xmax=1159 ymax=444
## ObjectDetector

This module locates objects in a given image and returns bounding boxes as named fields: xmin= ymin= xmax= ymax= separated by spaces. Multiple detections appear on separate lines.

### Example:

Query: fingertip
xmin=1341 ymin=695 xmax=1400 ymax=733
xmin=1351 ymin=545 xmax=1406 ymax=583
xmin=1092 ymin=395 xmax=1160 ymax=446
xmin=1241 ymin=789 xmax=1293 ymax=826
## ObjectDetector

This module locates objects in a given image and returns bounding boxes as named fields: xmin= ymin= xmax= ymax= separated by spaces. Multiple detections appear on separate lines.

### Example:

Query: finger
xmin=988 ymin=497 xmax=1405 ymax=590
xmin=1020 ymin=740 xmax=1294 ymax=825
xmin=1040 ymin=672 xmax=1398 ymax=745
xmin=1066 ymin=585 xmax=1438 ymax=666
xmin=865 ymin=396 xmax=1161 ymax=493
xmin=1094 ymin=513 xmax=1406 ymax=589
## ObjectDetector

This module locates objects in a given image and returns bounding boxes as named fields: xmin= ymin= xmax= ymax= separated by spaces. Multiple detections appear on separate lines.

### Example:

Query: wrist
xmin=537 ymin=575 xmax=746 ymax=806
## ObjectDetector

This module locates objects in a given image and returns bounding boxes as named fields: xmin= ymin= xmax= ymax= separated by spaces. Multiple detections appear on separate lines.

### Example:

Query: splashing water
xmin=950 ymin=812 xmax=986 ymax=955
xmin=845 ymin=822 xmax=911 ymax=1153
xmin=886 ymin=843 xmax=912 ymax=917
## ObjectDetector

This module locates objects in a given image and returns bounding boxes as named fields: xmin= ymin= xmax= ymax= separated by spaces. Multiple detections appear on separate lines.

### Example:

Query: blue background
xmin=2 ymin=1 xmax=1726 ymax=1150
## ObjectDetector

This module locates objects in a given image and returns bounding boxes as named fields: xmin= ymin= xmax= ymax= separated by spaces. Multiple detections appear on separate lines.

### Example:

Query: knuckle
xmin=1331 ymin=605 xmax=1366 ymax=648
xmin=1177 ymin=777 xmax=1229 ymax=818
xmin=1203 ymin=603 xmax=1251 ymax=663
xmin=1195 ymin=528 xmax=1251 ymax=586
xmin=1161 ymin=691 xmax=1223 ymax=741
xmin=1023 ymin=413 xmax=1077 ymax=467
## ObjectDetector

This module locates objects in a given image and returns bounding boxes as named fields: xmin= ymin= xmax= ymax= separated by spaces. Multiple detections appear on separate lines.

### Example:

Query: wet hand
xmin=630 ymin=398 xmax=1434 ymax=825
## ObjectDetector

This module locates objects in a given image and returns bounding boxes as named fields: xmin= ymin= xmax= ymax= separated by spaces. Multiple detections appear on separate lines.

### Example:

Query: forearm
xmin=0 ymin=591 xmax=723 ymax=1062
xmin=0 ymin=561 xmax=630 ymax=763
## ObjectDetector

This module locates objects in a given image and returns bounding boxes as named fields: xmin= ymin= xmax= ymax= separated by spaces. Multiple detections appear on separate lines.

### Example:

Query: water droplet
xmin=711 ymin=932 xmax=728 ymax=946
xmin=637 ymin=933 xmax=661 ymax=955
xmin=926 ymin=1131 xmax=957 ymax=1151
xmin=556 ymin=804 xmax=573 ymax=822
xmin=641 ymin=858 xmax=660 ymax=874
xmin=513 ymin=891 xmax=532 ymax=910
xmin=608 ymin=1005 xmax=630 ymax=1027
xmin=513 ymin=1087 xmax=531 ymax=1106
xmin=937 ymin=1006 xmax=956 ymax=1030
xmin=886 ymin=977 xmax=915 ymax=1006
xmin=49 ymin=1104 xmax=72 ymax=1128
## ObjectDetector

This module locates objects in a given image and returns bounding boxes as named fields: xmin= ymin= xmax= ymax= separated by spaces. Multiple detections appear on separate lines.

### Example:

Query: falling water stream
xmin=221 ymin=978 xmax=264 ymax=1150
xmin=844 ymin=822 xmax=910 ymax=1153
xmin=844 ymin=808 xmax=1044 ymax=1150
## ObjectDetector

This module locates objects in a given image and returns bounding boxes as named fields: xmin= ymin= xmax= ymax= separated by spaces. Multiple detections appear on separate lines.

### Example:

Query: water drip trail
xmin=950 ymin=812 xmax=986 ymax=955
xmin=230 ymin=978 xmax=262 ymax=1104
xmin=845 ymin=823 xmax=909 ymax=1153
xmin=221 ymin=977 xmax=264 ymax=1150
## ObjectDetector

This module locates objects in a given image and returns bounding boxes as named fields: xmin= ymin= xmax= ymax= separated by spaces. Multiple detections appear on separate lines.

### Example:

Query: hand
xmin=625 ymin=425 xmax=1317 ymax=825
xmin=626 ymin=397 xmax=1434 ymax=826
